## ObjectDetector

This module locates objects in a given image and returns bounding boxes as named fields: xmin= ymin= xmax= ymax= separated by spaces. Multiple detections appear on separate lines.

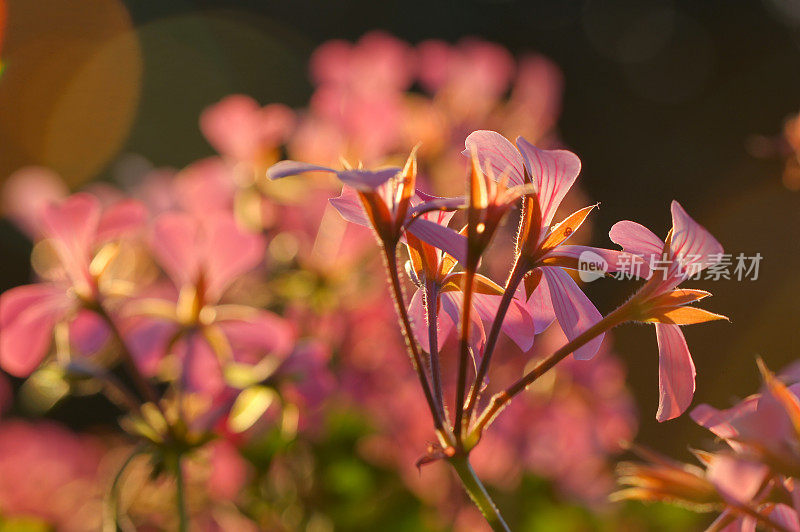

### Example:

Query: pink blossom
xmin=0 ymin=193 xmax=145 ymax=376
xmin=465 ymin=130 xmax=638 ymax=361
xmin=200 ymin=94 xmax=294 ymax=168
xmin=610 ymin=201 xmax=727 ymax=421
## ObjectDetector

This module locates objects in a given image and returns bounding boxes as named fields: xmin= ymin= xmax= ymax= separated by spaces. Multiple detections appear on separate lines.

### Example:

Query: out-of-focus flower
xmin=610 ymin=201 xmax=727 ymax=421
xmin=124 ymin=212 xmax=293 ymax=398
xmin=0 ymin=193 xmax=145 ymax=376
xmin=0 ymin=420 xmax=104 ymax=531
xmin=200 ymin=95 xmax=294 ymax=174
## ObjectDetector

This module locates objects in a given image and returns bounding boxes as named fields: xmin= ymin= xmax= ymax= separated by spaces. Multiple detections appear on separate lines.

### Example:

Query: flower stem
xmin=463 ymin=256 xmax=528 ymax=427
xmin=470 ymin=301 xmax=632 ymax=439
xmin=173 ymin=453 xmax=188 ymax=532
xmin=425 ymin=280 xmax=447 ymax=424
xmin=454 ymin=266 xmax=476 ymax=441
xmin=449 ymin=454 xmax=510 ymax=532
xmin=382 ymin=246 xmax=445 ymax=431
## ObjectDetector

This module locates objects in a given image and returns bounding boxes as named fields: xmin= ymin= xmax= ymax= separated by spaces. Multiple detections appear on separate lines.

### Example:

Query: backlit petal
xmin=670 ymin=201 xmax=724 ymax=273
xmin=464 ymin=130 xmax=526 ymax=186
xmin=540 ymin=266 xmax=603 ymax=360
xmin=516 ymin=137 xmax=581 ymax=227
xmin=655 ymin=323 xmax=696 ymax=422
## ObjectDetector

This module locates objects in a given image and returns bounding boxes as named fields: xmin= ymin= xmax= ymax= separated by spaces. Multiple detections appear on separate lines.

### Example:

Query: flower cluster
xmin=269 ymin=123 xmax=727 ymax=528
xmin=0 ymin=32 xmax=732 ymax=531
xmin=616 ymin=360 xmax=800 ymax=531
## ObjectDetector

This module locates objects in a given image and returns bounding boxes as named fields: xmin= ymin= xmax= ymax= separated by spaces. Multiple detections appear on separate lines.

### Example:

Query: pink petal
xmin=1 ymin=166 xmax=68 ymax=237
xmin=706 ymin=454 xmax=768 ymax=505
xmin=200 ymin=95 xmax=293 ymax=162
xmin=654 ymin=323 xmax=696 ymax=422
xmin=68 ymin=310 xmax=109 ymax=356
xmin=770 ymin=505 xmax=800 ymax=532
xmin=691 ymin=396 xmax=759 ymax=445
xmin=518 ymin=277 xmax=556 ymax=334
xmin=0 ymin=284 xmax=71 ymax=376
xmin=151 ymin=213 xmax=201 ymax=289
xmin=515 ymin=137 xmax=582 ymax=227
xmin=202 ymin=215 xmax=266 ymax=300
xmin=178 ymin=332 xmax=224 ymax=396
xmin=174 ymin=157 xmax=236 ymax=215
xmin=329 ymin=185 xmax=370 ymax=227
xmin=547 ymin=245 xmax=652 ymax=278
xmin=335 ymin=168 xmax=400 ymax=191
xmin=464 ymin=130 xmax=526 ymax=186
xmin=207 ymin=440 xmax=250 ymax=501
xmin=266 ymin=160 xmax=334 ymax=180
xmin=471 ymin=292 xmax=535 ymax=352
xmin=440 ymin=291 xmax=484 ymax=351
xmin=669 ymin=200 xmax=724 ymax=273
xmin=540 ymin=267 xmax=603 ymax=361
xmin=95 ymin=199 xmax=147 ymax=243
xmin=608 ymin=220 xmax=665 ymax=264
xmin=406 ymin=218 xmax=467 ymax=266
xmin=40 ymin=193 xmax=101 ymax=282
xmin=219 ymin=311 xmax=295 ymax=364
xmin=123 ymin=316 xmax=178 ymax=377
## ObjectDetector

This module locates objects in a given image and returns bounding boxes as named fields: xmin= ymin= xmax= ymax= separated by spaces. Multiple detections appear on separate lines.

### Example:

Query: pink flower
xmin=404 ymin=208 xmax=534 ymax=353
xmin=465 ymin=130 xmax=637 ymax=361
xmin=610 ymin=201 xmax=727 ymax=421
xmin=267 ymin=153 xmax=466 ymax=261
xmin=200 ymin=95 xmax=294 ymax=168
xmin=124 ymin=212 xmax=293 ymax=396
xmin=0 ymin=193 xmax=145 ymax=376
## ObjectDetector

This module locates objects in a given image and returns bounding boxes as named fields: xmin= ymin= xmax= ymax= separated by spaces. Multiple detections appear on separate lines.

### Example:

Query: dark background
xmin=1 ymin=0 xmax=799 ymax=461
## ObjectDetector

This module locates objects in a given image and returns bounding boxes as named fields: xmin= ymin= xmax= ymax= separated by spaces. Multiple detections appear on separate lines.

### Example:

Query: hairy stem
xmin=471 ymin=301 xmax=632 ymax=439
xmin=425 ymin=280 xmax=447 ymax=424
xmin=464 ymin=256 xmax=528 ymax=427
xmin=449 ymin=454 xmax=510 ymax=532
xmin=382 ymin=245 xmax=445 ymax=431
xmin=454 ymin=265 xmax=476 ymax=441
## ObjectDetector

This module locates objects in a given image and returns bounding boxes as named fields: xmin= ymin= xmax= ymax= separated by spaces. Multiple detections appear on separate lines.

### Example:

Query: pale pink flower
xmin=0 ymin=193 xmax=145 ymax=376
xmin=200 ymin=94 xmax=294 ymax=168
xmin=610 ymin=201 xmax=727 ymax=421
xmin=466 ymin=130 xmax=638 ymax=360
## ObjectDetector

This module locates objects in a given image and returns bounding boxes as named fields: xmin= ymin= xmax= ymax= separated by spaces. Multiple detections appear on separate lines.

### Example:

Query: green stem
xmin=103 ymin=443 xmax=146 ymax=532
xmin=449 ymin=454 xmax=510 ymax=532
xmin=174 ymin=453 xmax=188 ymax=532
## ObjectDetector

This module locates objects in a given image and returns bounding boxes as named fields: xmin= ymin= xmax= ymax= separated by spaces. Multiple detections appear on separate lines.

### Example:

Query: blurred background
xmin=1 ymin=0 xmax=799 ymax=530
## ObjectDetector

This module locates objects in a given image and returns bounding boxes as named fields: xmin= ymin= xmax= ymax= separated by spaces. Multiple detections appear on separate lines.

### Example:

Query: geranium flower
xmin=267 ymin=151 xmax=466 ymax=261
xmin=465 ymin=130 xmax=636 ymax=361
xmin=200 ymin=95 xmax=294 ymax=172
xmin=404 ymin=207 xmax=535 ymax=354
xmin=124 ymin=212 xmax=294 ymax=397
xmin=0 ymin=193 xmax=145 ymax=376
xmin=610 ymin=201 xmax=727 ymax=421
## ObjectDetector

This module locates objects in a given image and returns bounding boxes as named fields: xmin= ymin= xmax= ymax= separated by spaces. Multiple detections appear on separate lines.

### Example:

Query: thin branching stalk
xmin=382 ymin=245 xmax=445 ymax=431
xmin=471 ymin=301 xmax=633 ymax=439
xmin=454 ymin=265 xmax=477 ymax=441
xmin=464 ymin=256 xmax=529 ymax=426
xmin=425 ymin=280 xmax=447 ymax=424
